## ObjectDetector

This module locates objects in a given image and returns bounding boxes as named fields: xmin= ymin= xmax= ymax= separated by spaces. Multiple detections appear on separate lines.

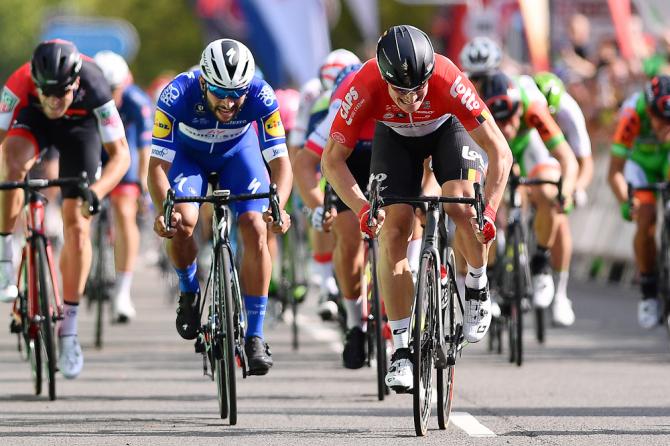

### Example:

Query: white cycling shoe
xmin=532 ymin=272 xmax=555 ymax=308
xmin=385 ymin=348 xmax=413 ymax=393
xmin=58 ymin=335 xmax=84 ymax=379
xmin=552 ymin=293 xmax=575 ymax=327
xmin=463 ymin=286 xmax=492 ymax=343
xmin=113 ymin=292 xmax=137 ymax=323
xmin=638 ymin=298 xmax=660 ymax=329
xmin=0 ymin=261 xmax=18 ymax=303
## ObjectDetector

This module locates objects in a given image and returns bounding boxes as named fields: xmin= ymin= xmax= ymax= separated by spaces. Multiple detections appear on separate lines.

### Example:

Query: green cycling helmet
xmin=534 ymin=71 xmax=565 ymax=114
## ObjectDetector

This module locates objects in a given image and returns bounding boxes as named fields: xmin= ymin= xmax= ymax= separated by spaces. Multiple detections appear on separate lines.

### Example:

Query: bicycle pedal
xmin=9 ymin=319 xmax=22 ymax=334
xmin=390 ymin=385 xmax=413 ymax=394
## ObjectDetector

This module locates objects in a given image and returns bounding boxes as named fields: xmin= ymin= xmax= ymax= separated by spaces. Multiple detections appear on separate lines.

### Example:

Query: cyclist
xmin=94 ymin=51 xmax=153 ymax=323
xmin=608 ymin=75 xmax=670 ymax=328
xmin=323 ymin=26 xmax=513 ymax=392
xmin=0 ymin=40 xmax=130 ymax=378
xmin=290 ymin=49 xmax=360 ymax=320
xmin=478 ymin=71 xmax=578 ymax=326
xmin=148 ymin=39 xmax=292 ymax=376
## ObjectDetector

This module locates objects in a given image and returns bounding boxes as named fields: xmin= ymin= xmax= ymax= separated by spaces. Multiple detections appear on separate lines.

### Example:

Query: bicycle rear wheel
xmin=215 ymin=245 xmax=237 ymax=425
xmin=35 ymin=237 xmax=57 ymax=400
xmin=437 ymin=249 xmax=457 ymax=429
xmin=413 ymin=250 xmax=437 ymax=436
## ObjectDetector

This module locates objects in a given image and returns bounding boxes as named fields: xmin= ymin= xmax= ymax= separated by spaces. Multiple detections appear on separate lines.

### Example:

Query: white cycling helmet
xmin=319 ymin=48 xmax=360 ymax=90
xmin=94 ymin=50 xmax=129 ymax=89
xmin=200 ymin=39 xmax=255 ymax=90
xmin=459 ymin=36 xmax=502 ymax=75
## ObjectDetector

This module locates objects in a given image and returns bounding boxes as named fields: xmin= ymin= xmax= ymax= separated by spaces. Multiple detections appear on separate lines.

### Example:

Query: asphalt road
xmin=2 ymin=260 xmax=670 ymax=445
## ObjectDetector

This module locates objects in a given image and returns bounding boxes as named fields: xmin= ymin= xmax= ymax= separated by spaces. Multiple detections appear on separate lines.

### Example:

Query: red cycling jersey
xmin=329 ymin=55 xmax=491 ymax=149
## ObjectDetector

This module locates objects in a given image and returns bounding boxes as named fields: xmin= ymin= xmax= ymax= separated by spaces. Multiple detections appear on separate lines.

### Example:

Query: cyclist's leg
xmin=110 ymin=183 xmax=141 ymax=320
xmin=433 ymin=117 xmax=490 ymax=342
xmin=624 ymin=159 xmax=660 ymax=328
xmin=219 ymin=132 xmax=273 ymax=374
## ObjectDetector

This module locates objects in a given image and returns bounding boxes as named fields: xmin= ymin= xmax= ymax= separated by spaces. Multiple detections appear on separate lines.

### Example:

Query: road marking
xmin=285 ymin=311 xmax=343 ymax=353
xmin=450 ymin=412 xmax=496 ymax=437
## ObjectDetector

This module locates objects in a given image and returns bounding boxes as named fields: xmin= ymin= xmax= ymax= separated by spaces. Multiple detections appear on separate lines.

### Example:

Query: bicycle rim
xmin=512 ymin=227 xmax=524 ymax=367
xmin=36 ymin=238 xmax=57 ymax=400
xmin=219 ymin=247 xmax=237 ymax=425
xmin=370 ymin=243 xmax=386 ymax=401
xmin=437 ymin=249 xmax=457 ymax=429
xmin=413 ymin=252 xmax=436 ymax=436
xmin=213 ymin=249 xmax=228 ymax=420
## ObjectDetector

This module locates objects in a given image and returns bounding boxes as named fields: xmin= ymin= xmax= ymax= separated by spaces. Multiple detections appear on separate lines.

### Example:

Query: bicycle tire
xmin=287 ymin=227 xmax=299 ymax=351
xmin=437 ymin=248 xmax=457 ymax=429
xmin=17 ymin=256 xmax=43 ymax=395
xmin=216 ymin=245 xmax=237 ymax=425
xmin=413 ymin=250 xmax=437 ymax=436
xmin=660 ymin=224 xmax=670 ymax=336
xmin=511 ymin=224 xmax=524 ymax=367
xmin=368 ymin=241 xmax=387 ymax=401
xmin=35 ymin=237 xmax=57 ymax=400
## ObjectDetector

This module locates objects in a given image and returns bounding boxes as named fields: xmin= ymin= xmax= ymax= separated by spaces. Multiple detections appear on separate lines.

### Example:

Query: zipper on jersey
xmin=210 ymin=121 xmax=218 ymax=154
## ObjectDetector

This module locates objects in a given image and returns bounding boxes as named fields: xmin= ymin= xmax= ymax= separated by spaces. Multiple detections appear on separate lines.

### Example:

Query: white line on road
xmin=450 ymin=412 xmax=496 ymax=437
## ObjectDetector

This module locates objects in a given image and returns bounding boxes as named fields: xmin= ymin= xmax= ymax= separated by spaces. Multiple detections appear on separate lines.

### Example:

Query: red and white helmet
xmin=319 ymin=49 xmax=360 ymax=90
xmin=274 ymin=88 xmax=300 ymax=132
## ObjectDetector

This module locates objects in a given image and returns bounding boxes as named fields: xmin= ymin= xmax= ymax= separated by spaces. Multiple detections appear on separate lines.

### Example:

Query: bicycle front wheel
xmin=215 ymin=245 xmax=237 ymax=425
xmin=35 ymin=237 xmax=57 ymax=400
xmin=413 ymin=250 xmax=437 ymax=436
xmin=367 ymin=240 xmax=387 ymax=401
xmin=437 ymin=249 xmax=458 ymax=429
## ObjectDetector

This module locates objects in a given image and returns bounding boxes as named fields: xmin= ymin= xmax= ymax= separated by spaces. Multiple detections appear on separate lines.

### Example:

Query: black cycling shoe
xmin=245 ymin=336 xmax=273 ymax=375
xmin=342 ymin=327 xmax=366 ymax=369
xmin=176 ymin=292 xmax=201 ymax=340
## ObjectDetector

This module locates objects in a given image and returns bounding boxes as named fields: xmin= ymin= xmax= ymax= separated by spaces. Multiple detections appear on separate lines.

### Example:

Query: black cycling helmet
xmin=376 ymin=25 xmax=435 ymax=90
xmin=31 ymin=40 xmax=82 ymax=95
xmin=646 ymin=75 xmax=670 ymax=120
xmin=479 ymin=71 xmax=521 ymax=121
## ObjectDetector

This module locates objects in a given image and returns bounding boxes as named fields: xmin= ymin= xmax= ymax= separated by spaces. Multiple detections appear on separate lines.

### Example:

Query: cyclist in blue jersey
xmin=94 ymin=51 xmax=153 ymax=323
xmin=148 ymin=39 xmax=292 ymax=376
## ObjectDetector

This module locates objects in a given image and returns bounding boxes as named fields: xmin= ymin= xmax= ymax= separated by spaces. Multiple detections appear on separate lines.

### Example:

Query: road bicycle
xmin=6 ymin=173 xmax=91 ymax=400
xmin=368 ymin=179 xmax=485 ymax=436
xmin=163 ymin=176 xmax=282 ymax=425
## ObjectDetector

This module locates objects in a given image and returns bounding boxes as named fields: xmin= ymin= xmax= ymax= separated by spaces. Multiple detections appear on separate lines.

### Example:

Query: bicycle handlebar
xmin=0 ymin=171 xmax=90 ymax=193
xmin=163 ymin=183 xmax=283 ymax=232
xmin=510 ymin=174 xmax=564 ymax=208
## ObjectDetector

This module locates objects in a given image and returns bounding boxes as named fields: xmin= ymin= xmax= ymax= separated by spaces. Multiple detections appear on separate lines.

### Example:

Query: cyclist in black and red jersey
xmin=0 ymin=40 xmax=130 ymax=379
xmin=322 ymin=26 xmax=512 ymax=392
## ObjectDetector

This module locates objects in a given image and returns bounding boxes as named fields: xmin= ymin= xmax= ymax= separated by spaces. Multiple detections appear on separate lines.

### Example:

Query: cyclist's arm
xmin=608 ymin=154 xmax=628 ymax=203
xmin=576 ymin=155 xmax=593 ymax=192
xmin=95 ymin=137 xmax=131 ymax=198
xmin=608 ymin=107 xmax=638 ymax=203
xmin=549 ymin=140 xmax=579 ymax=199
xmin=267 ymin=155 xmax=293 ymax=208
xmin=322 ymin=137 xmax=363 ymax=214
xmin=147 ymin=156 xmax=172 ymax=212
xmin=293 ymin=149 xmax=324 ymax=209
xmin=468 ymin=118 xmax=513 ymax=213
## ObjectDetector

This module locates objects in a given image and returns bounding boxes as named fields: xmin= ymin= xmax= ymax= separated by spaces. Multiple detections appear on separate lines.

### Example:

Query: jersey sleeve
xmin=555 ymin=93 xmax=591 ymax=158
xmin=436 ymin=56 xmax=491 ymax=131
xmin=329 ymin=75 xmax=372 ymax=149
xmin=611 ymin=106 xmax=640 ymax=158
xmin=524 ymin=101 xmax=567 ymax=150
xmin=305 ymin=99 xmax=340 ymax=157
xmin=254 ymin=81 xmax=288 ymax=163
xmin=150 ymin=79 xmax=183 ymax=163
xmin=93 ymin=101 xmax=126 ymax=144
xmin=0 ymin=64 xmax=32 ymax=131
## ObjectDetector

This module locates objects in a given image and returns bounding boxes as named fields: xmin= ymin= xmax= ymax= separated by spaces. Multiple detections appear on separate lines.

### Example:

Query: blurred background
xmin=1 ymin=0 xmax=669 ymax=272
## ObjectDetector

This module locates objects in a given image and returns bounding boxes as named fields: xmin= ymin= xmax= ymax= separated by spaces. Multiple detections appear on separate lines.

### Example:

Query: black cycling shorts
xmin=369 ymin=117 xmax=486 ymax=199
xmin=11 ymin=105 xmax=102 ymax=199
xmin=333 ymin=146 xmax=372 ymax=213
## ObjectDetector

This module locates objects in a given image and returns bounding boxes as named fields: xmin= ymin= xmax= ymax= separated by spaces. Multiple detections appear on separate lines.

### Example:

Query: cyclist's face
xmin=200 ymin=78 xmax=246 ymax=122
xmin=37 ymin=79 xmax=78 ymax=119
xmin=650 ymin=112 xmax=670 ymax=143
xmin=497 ymin=108 xmax=522 ymax=140
xmin=387 ymin=82 xmax=428 ymax=114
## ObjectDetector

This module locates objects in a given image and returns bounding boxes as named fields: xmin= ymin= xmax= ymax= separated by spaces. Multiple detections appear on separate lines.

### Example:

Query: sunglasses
xmin=389 ymin=81 xmax=427 ymax=95
xmin=39 ymin=85 xmax=76 ymax=99
xmin=206 ymin=82 xmax=248 ymax=99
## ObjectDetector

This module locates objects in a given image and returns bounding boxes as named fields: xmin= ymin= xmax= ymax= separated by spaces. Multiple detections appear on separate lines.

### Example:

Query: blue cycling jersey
xmin=150 ymin=70 xmax=287 ymax=164
xmin=102 ymin=84 xmax=153 ymax=184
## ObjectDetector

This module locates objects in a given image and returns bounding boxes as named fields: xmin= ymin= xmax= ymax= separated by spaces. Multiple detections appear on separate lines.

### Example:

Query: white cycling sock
xmin=115 ymin=271 xmax=133 ymax=298
xmin=389 ymin=317 xmax=411 ymax=350
xmin=553 ymin=270 xmax=569 ymax=297
xmin=406 ymin=238 xmax=422 ymax=276
xmin=465 ymin=263 xmax=487 ymax=290
xmin=0 ymin=234 xmax=13 ymax=262
xmin=343 ymin=296 xmax=364 ymax=330
xmin=60 ymin=302 xmax=79 ymax=337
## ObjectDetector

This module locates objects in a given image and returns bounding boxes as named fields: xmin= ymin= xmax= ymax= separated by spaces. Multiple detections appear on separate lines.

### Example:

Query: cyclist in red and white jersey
xmin=323 ymin=26 xmax=512 ymax=392
xmin=0 ymin=40 xmax=130 ymax=379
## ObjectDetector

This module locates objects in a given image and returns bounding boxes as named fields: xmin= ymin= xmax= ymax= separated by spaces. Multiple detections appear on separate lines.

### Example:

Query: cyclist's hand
xmin=470 ymin=205 xmax=496 ymax=244
xmin=358 ymin=203 xmax=385 ymax=238
xmin=322 ymin=208 xmax=336 ymax=232
xmin=556 ymin=194 xmax=574 ymax=214
xmin=264 ymin=208 xmax=291 ymax=234
xmin=621 ymin=199 xmax=639 ymax=221
xmin=154 ymin=212 xmax=179 ymax=238
xmin=80 ymin=189 xmax=100 ymax=218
